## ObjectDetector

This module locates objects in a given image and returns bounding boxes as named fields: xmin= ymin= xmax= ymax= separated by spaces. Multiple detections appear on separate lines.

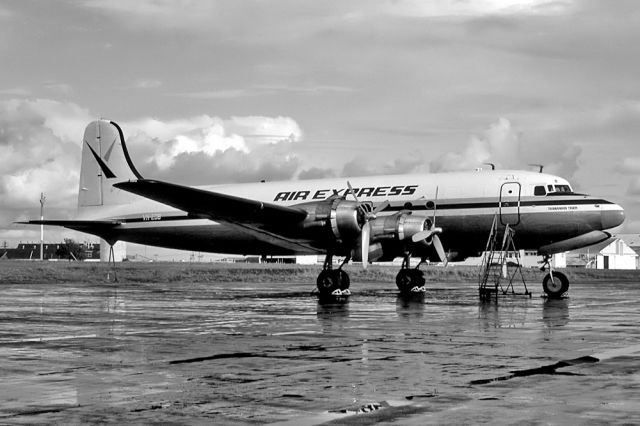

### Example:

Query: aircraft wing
xmin=114 ymin=179 xmax=308 ymax=224
xmin=114 ymin=179 xmax=322 ymax=252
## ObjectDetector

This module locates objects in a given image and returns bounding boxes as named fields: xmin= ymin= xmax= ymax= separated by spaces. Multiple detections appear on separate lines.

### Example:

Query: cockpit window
xmin=534 ymin=186 xmax=546 ymax=196
xmin=555 ymin=185 xmax=572 ymax=193
xmin=537 ymin=183 xmax=574 ymax=196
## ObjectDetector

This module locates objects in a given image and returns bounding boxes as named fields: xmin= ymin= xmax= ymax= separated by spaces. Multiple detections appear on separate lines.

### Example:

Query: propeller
xmin=411 ymin=186 xmax=448 ymax=266
xmin=346 ymin=181 xmax=389 ymax=269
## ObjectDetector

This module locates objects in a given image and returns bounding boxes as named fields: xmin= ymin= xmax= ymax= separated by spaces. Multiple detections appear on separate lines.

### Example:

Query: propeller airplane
xmin=20 ymin=120 xmax=625 ymax=298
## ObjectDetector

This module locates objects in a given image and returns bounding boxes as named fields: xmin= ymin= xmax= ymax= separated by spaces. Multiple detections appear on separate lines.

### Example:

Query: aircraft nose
xmin=601 ymin=204 xmax=625 ymax=229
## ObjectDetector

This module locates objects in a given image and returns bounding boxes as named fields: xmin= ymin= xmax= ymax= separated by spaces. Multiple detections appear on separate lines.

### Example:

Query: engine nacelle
xmin=369 ymin=212 xmax=428 ymax=243
xmin=298 ymin=198 xmax=363 ymax=245
xmin=353 ymin=213 xmax=431 ymax=262
xmin=329 ymin=198 xmax=362 ymax=243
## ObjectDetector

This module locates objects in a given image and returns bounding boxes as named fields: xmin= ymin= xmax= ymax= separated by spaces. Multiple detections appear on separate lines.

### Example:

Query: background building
xmin=0 ymin=242 xmax=100 ymax=260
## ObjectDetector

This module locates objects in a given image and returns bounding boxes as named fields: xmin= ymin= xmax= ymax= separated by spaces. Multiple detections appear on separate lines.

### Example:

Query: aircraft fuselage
xmin=77 ymin=170 xmax=624 ymax=259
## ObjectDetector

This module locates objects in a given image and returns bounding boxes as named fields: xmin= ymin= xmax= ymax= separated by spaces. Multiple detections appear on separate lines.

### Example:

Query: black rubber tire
xmin=543 ymin=271 xmax=569 ymax=298
xmin=396 ymin=270 xmax=412 ymax=292
xmin=412 ymin=269 xmax=426 ymax=286
xmin=396 ymin=269 xmax=425 ymax=293
xmin=317 ymin=270 xmax=339 ymax=295
xmin=333 ymin=270 xmax=350 ymax=290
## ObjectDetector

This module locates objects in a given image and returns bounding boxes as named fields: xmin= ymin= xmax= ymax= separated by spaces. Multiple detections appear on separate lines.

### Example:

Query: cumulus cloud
xmin=0 ymin=98 xmax=309 ymax=246
xmin=430 ymin=117 xmax=582 ymax=178
xmin=298 ymin=167 xmax=336 ymax=180
xmin=341 ymin=156 xmax=426 ymax=177
xmin=83 ymin=0 xmax=574 ymax=36
xmin=0 ymin=99 xmax=92 ymax=210
xmin=0 ymin=99 xmax=93 ymax=243
xmin=383 ymin=0 xmax=573 ymax=18
xmin=123 ymin=115 xmax=302 ymax=173
xmin=0 ymin=99 xmax=305 ymax=209
xmin=153 ymin=143 xmax=302 ymax=185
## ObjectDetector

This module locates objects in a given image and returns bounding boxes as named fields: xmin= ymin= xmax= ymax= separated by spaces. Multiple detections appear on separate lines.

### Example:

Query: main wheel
xmin=317 ymin=270 xmax=339 ymax=295
xmin=412 ymin=269 xmax=426 ymax=287
xmin=396 ymin=269 xmax=425 ymax=293
xmin=396 ymin=269 xmax=412 ymax=292
xmin=542 ymin=271 xmax=569 ymax=299
xmin=333 ymin=270 xmax=350 ymax=290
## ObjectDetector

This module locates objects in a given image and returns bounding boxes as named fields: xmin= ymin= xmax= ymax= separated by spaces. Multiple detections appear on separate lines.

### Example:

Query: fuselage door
xmin=499 ymin=182 xmax=521 ymax=226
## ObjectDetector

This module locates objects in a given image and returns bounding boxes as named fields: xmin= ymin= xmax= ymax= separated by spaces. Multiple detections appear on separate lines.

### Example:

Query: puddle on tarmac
xmin=0 ymin=280 xmax=639 ymax=424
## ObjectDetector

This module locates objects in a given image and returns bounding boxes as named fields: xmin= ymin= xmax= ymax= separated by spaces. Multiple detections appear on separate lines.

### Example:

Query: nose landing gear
xmin=540 ymin=255 xmax=569 ymax=298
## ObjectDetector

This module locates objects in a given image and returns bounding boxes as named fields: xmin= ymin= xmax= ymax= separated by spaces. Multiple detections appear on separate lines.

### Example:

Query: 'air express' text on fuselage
xmin=273 ymin=185 xmax=419 ymax=202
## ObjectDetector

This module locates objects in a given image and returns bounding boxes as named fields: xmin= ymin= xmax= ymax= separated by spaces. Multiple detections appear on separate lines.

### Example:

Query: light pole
xmin=40 ymin=192 xmax=46 ymax=261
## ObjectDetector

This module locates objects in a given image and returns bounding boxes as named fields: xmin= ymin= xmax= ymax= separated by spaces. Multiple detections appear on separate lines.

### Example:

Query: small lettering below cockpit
xmin=547 ymin=206 xmax=578 ymax=211
xmin=142 ymin=213 xmax=162 ymax=221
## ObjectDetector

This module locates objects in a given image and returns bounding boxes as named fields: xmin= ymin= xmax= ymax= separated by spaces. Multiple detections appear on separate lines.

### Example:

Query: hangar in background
xmin=0 ymin=242 xmax=100 ymax=261
xmin=566 ymin=237 xmax=637 ymax=270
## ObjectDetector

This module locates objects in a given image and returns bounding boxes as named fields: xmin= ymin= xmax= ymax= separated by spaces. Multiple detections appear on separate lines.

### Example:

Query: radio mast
xmin=40 ymin=192 xmax=46 ymax=261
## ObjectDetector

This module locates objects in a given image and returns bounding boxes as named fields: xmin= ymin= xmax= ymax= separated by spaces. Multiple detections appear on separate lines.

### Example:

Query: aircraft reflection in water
xmin=542 ymin=299 xmax=570 ymax=328
xmin=22 ymin=120 xmax=625 ymax=298
xmin=396 ymin=294 xmax=426 ymax=320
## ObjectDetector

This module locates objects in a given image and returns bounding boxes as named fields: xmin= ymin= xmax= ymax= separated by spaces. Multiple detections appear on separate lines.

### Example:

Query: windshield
xmin=534 ymin=183 xmax=576 ymax=196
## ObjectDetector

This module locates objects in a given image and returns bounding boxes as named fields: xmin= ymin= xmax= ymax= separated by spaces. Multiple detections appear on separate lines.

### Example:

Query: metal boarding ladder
xmin=478 ymin=214 xmax=530 ymax=300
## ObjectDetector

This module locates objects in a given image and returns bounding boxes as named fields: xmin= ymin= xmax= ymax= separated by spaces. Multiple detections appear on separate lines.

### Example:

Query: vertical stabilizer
xmin=78 ymin=120 xmax=142 ymax=209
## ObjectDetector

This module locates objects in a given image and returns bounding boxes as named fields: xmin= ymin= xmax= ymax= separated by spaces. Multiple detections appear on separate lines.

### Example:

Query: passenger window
xmin=534 ymin=186 xmax=546 ymax=196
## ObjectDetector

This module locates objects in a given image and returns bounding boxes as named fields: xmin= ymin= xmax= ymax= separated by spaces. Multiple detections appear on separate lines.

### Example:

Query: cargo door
xmin=499 ymin=182 xmax=521 ymax=226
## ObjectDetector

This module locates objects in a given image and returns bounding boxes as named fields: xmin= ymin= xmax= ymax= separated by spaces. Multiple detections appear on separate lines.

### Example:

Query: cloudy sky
xmin=1 ymin=0 xmax=640 ymax=251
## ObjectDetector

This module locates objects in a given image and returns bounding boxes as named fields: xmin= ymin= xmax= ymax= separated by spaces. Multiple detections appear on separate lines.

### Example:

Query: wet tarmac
xmin=1 ymin=278 xmax=639 ymax=425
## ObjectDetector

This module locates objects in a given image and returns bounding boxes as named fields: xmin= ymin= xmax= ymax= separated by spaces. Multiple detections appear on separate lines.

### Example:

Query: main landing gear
xmin=395 ymin=254 xmax=427 ymax=294
xmin=315 ymin=253 xmax=431 ymax=297
xmin=540 ymin=255 xmax=569 ymax=299
xmin=106 ymin=241 xmax=118 ymax=282
xmin=316 ymin=254 xmax=351 ymax=297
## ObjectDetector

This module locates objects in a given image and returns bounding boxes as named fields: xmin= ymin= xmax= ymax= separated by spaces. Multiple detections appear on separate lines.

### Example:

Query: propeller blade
xmin=433 ymin=235 xmax=448 ymax=266
xmin=347 ymin=181 xmax=360 ymax=204
xmin=411 ymin=226 xmax=442 ymax=243
xmin=432 ymin=186 xmax=439 ymax=225
xmin=361 ymin=221 xmax=371 ymax=269
xmin=412 ymin=229 xmax=434 ymax=243
xmin=373 ymin=200 xmax=390 ymax=215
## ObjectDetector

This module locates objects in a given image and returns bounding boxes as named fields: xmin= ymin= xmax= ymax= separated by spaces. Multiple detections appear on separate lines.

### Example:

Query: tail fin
xmin=78 ymin=120 xmax=143 ymax=209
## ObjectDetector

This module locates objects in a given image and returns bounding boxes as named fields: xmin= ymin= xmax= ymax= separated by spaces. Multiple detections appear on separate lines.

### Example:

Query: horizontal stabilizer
xmin=16 ymin=220 xmax=121 ymax=239
xmin=114 ymin=179 xmax=308 ymax=225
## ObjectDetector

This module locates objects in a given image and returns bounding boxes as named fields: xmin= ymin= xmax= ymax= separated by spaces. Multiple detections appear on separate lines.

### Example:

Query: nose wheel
xmin=540 ymin=255 xmax=569 ymax=298
xmin=542 ymin=271 xmax=569 ymax=298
